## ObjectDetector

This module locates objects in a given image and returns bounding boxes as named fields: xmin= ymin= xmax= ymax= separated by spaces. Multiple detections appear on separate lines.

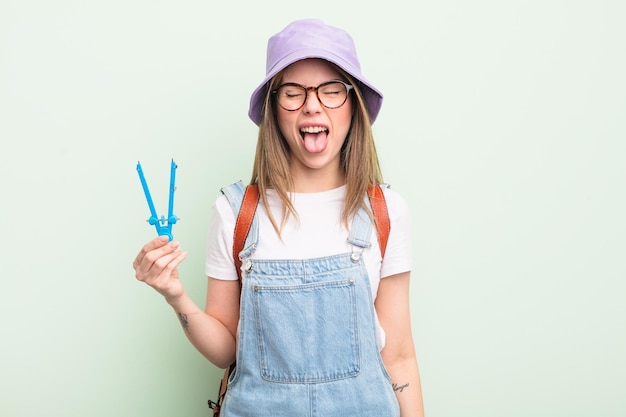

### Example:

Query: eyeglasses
xmin=272 ymin=80 xmax=353 ymax=111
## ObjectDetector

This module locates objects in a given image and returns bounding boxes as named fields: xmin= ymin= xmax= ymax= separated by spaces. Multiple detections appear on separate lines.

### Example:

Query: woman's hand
xmin=132 ymin=236 xmax=188 ymax=301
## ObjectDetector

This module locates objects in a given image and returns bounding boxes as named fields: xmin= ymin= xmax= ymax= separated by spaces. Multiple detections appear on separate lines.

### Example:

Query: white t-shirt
xmin=205 ymin=185 xmax=413 ymax=349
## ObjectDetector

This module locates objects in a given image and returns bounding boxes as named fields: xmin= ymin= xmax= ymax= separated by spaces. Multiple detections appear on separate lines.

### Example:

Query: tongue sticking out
xmin=302 ymin=131 xmax=328 ymax=153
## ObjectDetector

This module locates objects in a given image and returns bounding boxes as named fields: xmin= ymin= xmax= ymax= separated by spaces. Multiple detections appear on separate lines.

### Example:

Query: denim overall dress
xmin=219 ymin=182 xmax=400 ymax=417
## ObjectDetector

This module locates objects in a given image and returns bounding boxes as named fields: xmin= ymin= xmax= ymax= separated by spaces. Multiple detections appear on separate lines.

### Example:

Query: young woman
xmin=133 ymin=19 xmax=425 ymax=417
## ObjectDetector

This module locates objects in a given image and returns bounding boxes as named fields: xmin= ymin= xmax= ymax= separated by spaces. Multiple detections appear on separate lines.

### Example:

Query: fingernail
xmin=169 ymin=241 xmax=180 ymax=249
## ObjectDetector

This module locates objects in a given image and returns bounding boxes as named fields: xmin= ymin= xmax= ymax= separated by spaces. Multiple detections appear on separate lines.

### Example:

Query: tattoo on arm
xmin=178 ymin=312 xmax=189 ymax=331
xmin=393 ymin=382 xmax=410 ymax=393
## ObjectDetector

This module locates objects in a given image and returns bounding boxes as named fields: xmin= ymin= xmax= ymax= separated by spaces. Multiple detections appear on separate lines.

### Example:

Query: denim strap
xmin=220 ymin=181 xmax=260 ymax=263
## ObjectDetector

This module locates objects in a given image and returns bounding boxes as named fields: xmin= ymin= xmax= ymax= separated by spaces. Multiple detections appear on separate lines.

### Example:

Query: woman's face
xmin=275 ymin=59 xmax=353 ymax=187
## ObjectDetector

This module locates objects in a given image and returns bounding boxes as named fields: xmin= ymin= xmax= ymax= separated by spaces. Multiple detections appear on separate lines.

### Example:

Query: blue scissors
xmin=136 ymin=159 xmax=178 ymax=241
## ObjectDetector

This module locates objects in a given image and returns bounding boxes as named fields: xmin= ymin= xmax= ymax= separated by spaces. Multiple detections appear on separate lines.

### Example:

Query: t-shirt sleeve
xmin=204 ymin=194 xmax=239 ymax=281
xmin=379 ymin=188 xmax=413 ymax=279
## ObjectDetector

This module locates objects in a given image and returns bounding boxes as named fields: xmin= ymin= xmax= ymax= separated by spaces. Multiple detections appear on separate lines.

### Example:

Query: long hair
xmin=250 ymin=61 xmax=383 ymax=235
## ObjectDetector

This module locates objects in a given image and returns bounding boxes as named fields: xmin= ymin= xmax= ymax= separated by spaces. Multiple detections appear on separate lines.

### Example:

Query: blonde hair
xmin=249 ymin=62 xmax=383 ymax=235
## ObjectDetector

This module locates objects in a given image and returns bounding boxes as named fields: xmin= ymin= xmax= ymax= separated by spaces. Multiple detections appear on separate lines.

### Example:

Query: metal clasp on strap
xmin=350 ymin=247 xmax=363 ymax=263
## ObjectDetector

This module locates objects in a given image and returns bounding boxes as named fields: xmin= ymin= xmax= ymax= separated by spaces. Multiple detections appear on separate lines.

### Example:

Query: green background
xmin=1 ymin=0 xmax=624 ymax=416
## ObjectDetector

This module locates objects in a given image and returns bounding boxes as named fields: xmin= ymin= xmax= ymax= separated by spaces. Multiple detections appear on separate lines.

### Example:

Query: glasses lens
xmin=317 ymin=82 xmax=349 ymax=108
xmin=276 ymin=84 xmax=307 ymax=111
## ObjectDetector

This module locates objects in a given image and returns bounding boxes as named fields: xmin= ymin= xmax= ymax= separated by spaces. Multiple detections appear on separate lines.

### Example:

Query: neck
xmin=291 ymin=168 xmax=346 ymax=193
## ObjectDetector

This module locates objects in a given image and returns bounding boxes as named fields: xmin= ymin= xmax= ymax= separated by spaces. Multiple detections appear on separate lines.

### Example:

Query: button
xmin=351 ymin=253 xmax=360 ymax=262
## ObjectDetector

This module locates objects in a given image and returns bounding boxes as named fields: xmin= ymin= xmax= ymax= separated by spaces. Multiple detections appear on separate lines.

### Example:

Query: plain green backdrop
xmin=1 ymin=0 xmax=624 ymax=416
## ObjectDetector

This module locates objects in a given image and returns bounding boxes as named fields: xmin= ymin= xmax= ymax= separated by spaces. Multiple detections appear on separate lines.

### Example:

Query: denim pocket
xmin=252 ymin=278 xmax=360 ymax=383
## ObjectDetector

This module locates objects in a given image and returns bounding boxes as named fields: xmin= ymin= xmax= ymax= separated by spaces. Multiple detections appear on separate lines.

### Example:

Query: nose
xmin=302 ymin=87 xmax=323 ymax=114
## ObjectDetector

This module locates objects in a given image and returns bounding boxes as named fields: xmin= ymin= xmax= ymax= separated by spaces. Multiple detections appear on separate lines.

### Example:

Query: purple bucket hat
xmin=248 ymin=19 xmax=383 ymax=126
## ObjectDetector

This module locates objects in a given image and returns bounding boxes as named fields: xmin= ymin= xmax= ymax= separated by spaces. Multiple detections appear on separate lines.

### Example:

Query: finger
xmin=137 ymin=243 xmax=187 ymax=282
xmin=133 ymin=236 xmax=171 ymax=268
xmin=144 ymin=250 xmax=188 ymax=288
xmin=156 ymin=250 xmax=188 ymax=281
xmin=136 ymin=239 xmax=181 ymax=274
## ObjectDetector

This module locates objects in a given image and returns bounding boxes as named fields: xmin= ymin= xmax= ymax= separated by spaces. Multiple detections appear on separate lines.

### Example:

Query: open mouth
xmin=299 ymin=126 xmax=329 ymax=153
xmin=299 ymin=125 xmax=329 ymax=138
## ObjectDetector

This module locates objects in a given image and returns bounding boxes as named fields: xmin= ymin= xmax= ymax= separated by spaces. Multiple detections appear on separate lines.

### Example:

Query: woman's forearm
xmin=384 ymin=354 xmax=425 ymax=417
xmin=166 ymin=291 xmax=236 ymax=369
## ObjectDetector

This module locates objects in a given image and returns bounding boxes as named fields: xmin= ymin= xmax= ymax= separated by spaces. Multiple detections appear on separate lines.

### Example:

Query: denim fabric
xmin=219 ymin=182 xmax=399 ymax=417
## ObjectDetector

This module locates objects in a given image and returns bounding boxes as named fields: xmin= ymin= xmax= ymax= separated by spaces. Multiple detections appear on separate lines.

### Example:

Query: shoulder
xmin=210 ymin=191 xmax=237 ymax=227
xmin=214 ymin=191 xmax=234 ymax=212
xmin=380 ymin=185 xmax=411 ymax=221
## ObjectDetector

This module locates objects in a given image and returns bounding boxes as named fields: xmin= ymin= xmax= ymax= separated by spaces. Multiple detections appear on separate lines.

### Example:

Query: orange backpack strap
xmin=232 ymin=184 xmax=260 ymax=282
xmin=367 ymin=184 xmax=391 ymax=258
xmin=209 ymin=361 xmax=236 ymax=416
